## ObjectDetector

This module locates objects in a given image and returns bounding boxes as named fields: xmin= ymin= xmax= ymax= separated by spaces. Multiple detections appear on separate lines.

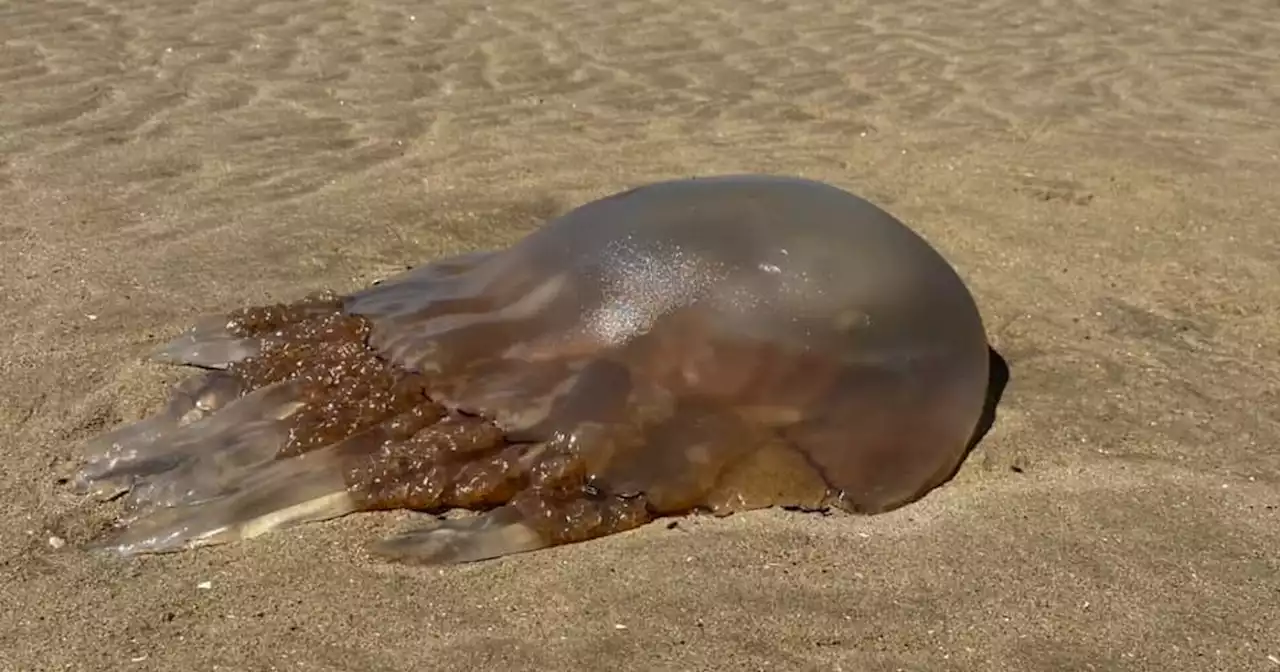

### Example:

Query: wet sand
xmin=2 ymin=0 xmax=1278 ymax=670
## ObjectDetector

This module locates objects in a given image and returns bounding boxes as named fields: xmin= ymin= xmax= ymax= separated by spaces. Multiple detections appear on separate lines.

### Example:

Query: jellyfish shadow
xmin=959 ymin=345 xmax=1012 ymax=471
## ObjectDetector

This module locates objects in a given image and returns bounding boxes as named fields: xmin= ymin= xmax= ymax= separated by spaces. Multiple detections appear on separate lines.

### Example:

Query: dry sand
xmin=2 ymin=0 xmax=1278 ymax=669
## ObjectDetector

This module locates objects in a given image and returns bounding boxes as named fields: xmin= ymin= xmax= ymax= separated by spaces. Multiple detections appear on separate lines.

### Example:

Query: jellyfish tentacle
xmin=77 ymin=291 xmax=457 ymax=558
xmin=78 ymin=378 xmax=305 ymax=507
xmin=74 ymin=371 xmax=248 ymax=499
xmin=366 ymin=435 xmax=655 ymax=565
xmin=87 ymin=441 xmax=360 ymax=556
xmin=87 ymin=401 xmax=449 ymax=556
xmin=151 ymin=316 xmax=264 ymax=369
xmin=362 ymin=400 xmax=772 ymax=566
xmin=76 ymin=294 xmax=435 ymax=510
xmin=341 ymin=413 xmax=511 ymax=510
xmin=367 ymin=505 xmax=548 ymax=565
xmin=150 ymin=291 xmax=344 ymax=370
xmin=367 ymin=491 xmax=654 ymax=566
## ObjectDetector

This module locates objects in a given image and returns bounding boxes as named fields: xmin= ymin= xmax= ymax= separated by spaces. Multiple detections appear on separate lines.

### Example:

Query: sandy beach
xmin=2 ymin=0 xmax=1278 ymax=669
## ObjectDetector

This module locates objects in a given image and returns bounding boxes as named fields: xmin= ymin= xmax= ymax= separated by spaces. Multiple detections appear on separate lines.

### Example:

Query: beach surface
xmin=2 ymin=0 xmax=1278 ymax=670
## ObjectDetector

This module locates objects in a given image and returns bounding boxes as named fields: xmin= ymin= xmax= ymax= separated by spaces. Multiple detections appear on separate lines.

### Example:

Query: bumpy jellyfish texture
xmin=73 ymin=174 xmax=990 ymax=565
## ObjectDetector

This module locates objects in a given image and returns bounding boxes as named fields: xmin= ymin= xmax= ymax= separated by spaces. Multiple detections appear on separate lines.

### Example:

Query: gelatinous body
xmin=73 ymin=175 xmax=991 ymax=565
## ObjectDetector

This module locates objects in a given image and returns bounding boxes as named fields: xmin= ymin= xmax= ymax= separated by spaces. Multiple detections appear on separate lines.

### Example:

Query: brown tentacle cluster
xmin=223 ymin=293 xmax=435 ymax=458
xmin=219 ymin=294 xmax=655 ymax=547
xmin=343 ymin=413 xmax=512 ymax=511
xmin=509 ymin=478 xmax=652 ymax=547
